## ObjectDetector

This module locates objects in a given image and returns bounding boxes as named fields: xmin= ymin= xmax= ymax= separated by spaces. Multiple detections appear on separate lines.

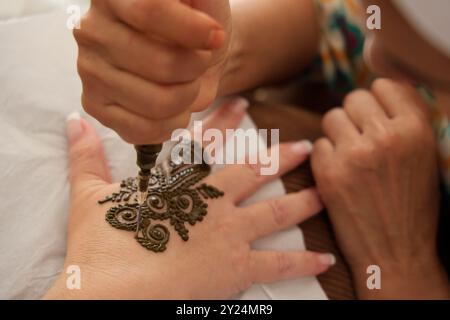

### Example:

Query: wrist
xmin=352 ymin=255 xmax=450 ymax=300
xmin=42 ymin=263 xmax=106 ymax=299
xmin=43 ymin=260 xmax=186 ymax=299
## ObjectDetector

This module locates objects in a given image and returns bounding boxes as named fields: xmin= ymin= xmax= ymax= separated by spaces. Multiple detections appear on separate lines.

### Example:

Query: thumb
xmin=191 ymin=0 xmax=231 ymax=26
xmin=66 ymin=112 xmax=112 ymax=193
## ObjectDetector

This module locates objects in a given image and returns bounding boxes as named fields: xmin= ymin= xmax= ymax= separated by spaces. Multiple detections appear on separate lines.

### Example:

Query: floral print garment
xmin=313 ymin=0 xmax=450 ymax=196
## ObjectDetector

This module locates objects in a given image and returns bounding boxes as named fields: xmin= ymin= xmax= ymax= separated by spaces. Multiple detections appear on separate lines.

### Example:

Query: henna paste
xmin=98 ymin=143 xmax=224 ymax=252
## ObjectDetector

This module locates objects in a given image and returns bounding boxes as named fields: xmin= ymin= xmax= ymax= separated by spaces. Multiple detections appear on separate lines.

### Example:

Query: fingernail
xmin=291 ymin=140 xmax=313 ymax=155
xmin=230 ymin=97 xmax=250 ymax=114
xmin=66 ymin=112 xmax=83 ymax=142
xmin=207 ymin=28 xmax=225 ymax=49
xmin=319 ymin=253 xmax=336 ymax=266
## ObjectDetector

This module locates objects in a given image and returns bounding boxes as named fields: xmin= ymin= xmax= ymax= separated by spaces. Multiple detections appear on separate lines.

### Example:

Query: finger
xmin=66 ymin=112 xmax=111 ymax=194
xmin=204 ymin=141 xmax=313 ymax=203
xmin=371 ymin=78 xmax=430 ymax=119
xmin=310 ymin=138 xmax=337 ymax=200
xmin=77 ymin=49 xmax=200 ymax=120
xmin=238 ymin=188 xmax=323 ymax=242
xmin=82 ymin=95 xmax=191 ymax=144
xmin=322 ymin=108 xmax=360 ymax=144
xmin=311 ymin=137 xmax=334 ymax=174
xmin=169 ymin=98 xmax=248 ymax=164
xmin=201 ymin=98 xmax=249 ymax=132
xmin=106 ymin=0 xmax=225 ymax=49
xmin=198 ymin=98 xmax=249 ymax=151
xmin=343 ymin=89 xmax=388 ymax=131
xmin=78 ymin=11 xmax=212 ymax=84
xmin=249 ymin=250 xmax=335 ymax=283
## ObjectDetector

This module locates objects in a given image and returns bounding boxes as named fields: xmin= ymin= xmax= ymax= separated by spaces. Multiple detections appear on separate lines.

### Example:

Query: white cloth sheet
xmin=0 ymin=10 xmax=327 ymax=300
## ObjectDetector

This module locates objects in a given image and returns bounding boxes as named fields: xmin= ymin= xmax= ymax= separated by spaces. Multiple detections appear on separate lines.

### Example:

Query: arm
xmin=219 ymin=0 xmax=320 ymax=96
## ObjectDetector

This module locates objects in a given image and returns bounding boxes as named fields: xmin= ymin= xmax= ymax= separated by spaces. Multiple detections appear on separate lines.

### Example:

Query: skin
xmin=311 ymin=0 xmax=450 ymax=299
xmin=71 ymin=0 xmax=450 ymax=299
xmin=74 ymin=0 xmax=319 ymax=144
xmin=44 ymin=99 xmax=334 ymax=299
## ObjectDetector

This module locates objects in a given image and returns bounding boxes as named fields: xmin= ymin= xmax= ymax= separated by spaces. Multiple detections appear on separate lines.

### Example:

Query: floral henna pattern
xmin=98 ymin=151 xmax=224 ymax=252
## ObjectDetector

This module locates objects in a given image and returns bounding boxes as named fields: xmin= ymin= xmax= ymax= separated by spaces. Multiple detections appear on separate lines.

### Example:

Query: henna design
xmin=98 ymin=142 xmax=224 ymax=252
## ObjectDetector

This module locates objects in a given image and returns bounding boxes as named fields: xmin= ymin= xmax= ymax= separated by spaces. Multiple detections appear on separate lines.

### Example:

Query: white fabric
xmin=0 ymin=11 xmax=327 ymax=300
xmin=0 ymin=0 xmax=89 ymax=19
xmin=393 ymin=0 xmax=450 ymax=58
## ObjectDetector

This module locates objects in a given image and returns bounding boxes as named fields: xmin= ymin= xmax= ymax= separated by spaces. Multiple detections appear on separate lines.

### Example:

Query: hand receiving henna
xmin=44 ymin=98 xmax=334 ymax=299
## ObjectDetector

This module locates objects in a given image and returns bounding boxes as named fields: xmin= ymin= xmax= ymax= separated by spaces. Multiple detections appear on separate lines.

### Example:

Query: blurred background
xmin=0 ymin=0 xmax=89 ymax=20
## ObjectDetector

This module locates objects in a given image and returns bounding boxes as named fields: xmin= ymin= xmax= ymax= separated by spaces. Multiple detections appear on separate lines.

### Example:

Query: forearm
xmin=218 ymin=0 xmax=320 ymax=96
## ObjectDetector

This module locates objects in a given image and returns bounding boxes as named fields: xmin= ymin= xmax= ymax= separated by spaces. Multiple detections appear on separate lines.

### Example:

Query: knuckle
xmin=345 ymin=142 xmax=386 ymax=172
xmin=73 ymin=20 xmax=88 ymax=43
xmin=155 ymin=51 xmax=178 ymax=78
xmin=322 ymin=108 xmax=341 ymax=129
xmin=181 ymin=81 xmax=202 ymax=105
xmin=130 ymin=0 xmax=165 ymax=25
xmin=77 ymin=55 xmax=100 ymax=82
xmin=117 ymin=132 xmax=135 ymax=145
xmin=372 ymin=128 xmax=397 ymax=151
xmin=371 ymin=78 xmax=393 ymax=94
xmin=405 ymin=114 xmax=430 ymax=136
xmin=126 ymin=123 xmax=160 ymax=144
xmin=70 ymin=140 xmax=98 ymax=162
xmin=143 ymin=0 xmax=167 ymax=19
xmin=346 ymin=143 xmax=377 ymax=163
xmin=216 ymin=216 xmax=236 ymax=235
xmin=313 ymin=138 xmax=329 ymax=154
xmin=275 ymin=252 xmax=294 ymax=277
xmin=157 ymin=91 xmax=181 ymax=114
xmin=77 ymin=58 xmax=90 ymax=79
xmin=81 ymin=93 xmax=100 ymax=116
xmin=365 ymin=117 xmax=385 ymax=131
xmin=311 ymin=139 xmax=328 ymax=170
xmin=242 ymin=162 xmax=262 ymax=183
xmin=160 ymin=85 xmax=196 ymax=113
xmin=402 ymin=116 xmax=436 ymax=150
xmin=165 ymin=112 xmax=191 ymax=136
xmin=268 ymin=199 xmax=289 ymax=228
xmin=343 ymin=89 xmax=370 ymax=107
xmin=302 ymin=189 xmax=322 ymax=212
xmin=188 ymin=56 xmax=209 ymax=77
xmin=73 ymin=13 xmax=101 ymax=46
xmin=124 ymin=30 xmax=141 ymax=51
xmin=117 ymin=128 xmax=144 ymax=145
xmin=317 ymin=165 xmax=342 ymax=189
xmin=154 ymin=53 xmax=204 ymax=84
xmin=177 ymin=51 xmax=210 ymax=80
xmin=72 ymin=26 xmax=83 ymax=43
xmin=232 ymin=246 xmax=252 ymax=290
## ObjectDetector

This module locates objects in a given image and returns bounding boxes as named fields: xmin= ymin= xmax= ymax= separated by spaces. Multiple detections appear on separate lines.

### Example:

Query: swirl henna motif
xmin=98 ymin=143 xmax=224 ymax=252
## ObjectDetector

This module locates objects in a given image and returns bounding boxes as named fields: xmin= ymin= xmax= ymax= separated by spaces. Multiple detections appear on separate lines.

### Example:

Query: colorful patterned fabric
xmin=313 ymin=0 xmax=450 ymax=196
xmin=313 ymin=0 xmax=372 ymax=94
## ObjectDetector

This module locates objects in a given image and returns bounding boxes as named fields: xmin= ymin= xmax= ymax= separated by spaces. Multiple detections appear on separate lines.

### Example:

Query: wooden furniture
xmin=249 ymin=102 xmax=356 ymax=300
